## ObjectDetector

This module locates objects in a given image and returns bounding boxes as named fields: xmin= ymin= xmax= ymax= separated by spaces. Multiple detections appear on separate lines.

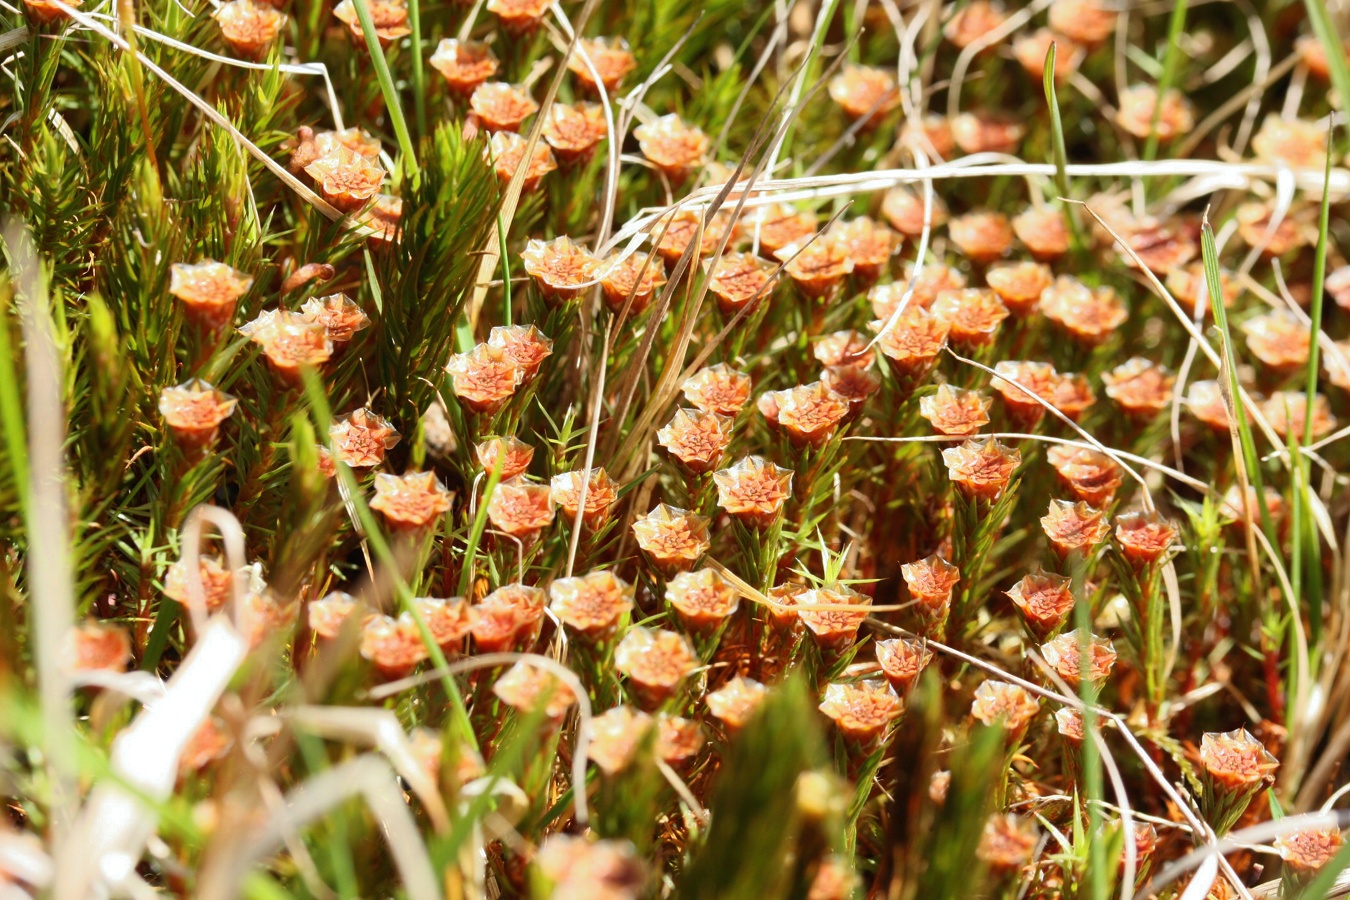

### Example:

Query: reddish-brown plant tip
xmin=329 ymin=408 xmax=400 ymax=468
xmin=1199 ymin=728 xmax=1279 ymax=791
xmin=706 ymin=676 xmax=768 ymax=733
xmin=1116 ymin=85 xmax=1194 ymax=141
xmin=1041 ymin=499 xmax=1110 ymax=559
xmin=943 ymin=437 xmax=1022 ymax=502
xmin=587 ymin=705 xmax=656 ymax=776
xmin=475 ymin=583 xmax=545 ymax=650
xmin=1242 ymin=311 xmax=1311 ymax=372
xmin=1047 ymin=445 xmax=1124 ymax=507
xmin=551 ymin=467 xmax=619 ymax=530
xmin=656 ymin=714 xmax=704 ymax=766
xmin=651 ymin=208 xmax=733 ymax=267
xmin=484 ymin=0 xmax=553 ymax=34
xmin=798 ymin=584 xmax=871 ymax=651
xmin=829 ymin=217 xmax=898 ymax=283
xmin=1040 ymin=275 xmax=1128 ymax=346
xmin=1012 ymin=206 xmax=1071 ymax=260
xmin=304 ymin=145 xmax=385 ymax=212
xmin=1055 ymin=707 xmax=1085 ymax=745
xmin=521 ymin=236 xmax=601 ymax=305
xmin=361 ymin=194 xmax=404 ymax=243
xmin=1102 ymin=357 xmax=1175 ymax=418
xmin=307 ymin=591 xmax=359 ymax=641
xmin=476 ymin=435 xmax=535 ymax=480
xmin=164 ymin=556 xmax=236 ymax=612
xmin=634 ymin=114 xmax=708 ymax=181
xmin=615 ymin=626 xmax=698 ymax=706
xmin=875 ymin=638 xmax=934 ymax=695
xmin=772 ymin=382 xmax=851 ymax=448
xmin=813 ymin=330 xmax=875 ymax=370
xmin=952 ymin=110 xmax=1026 ymax=155
xmin=159 ymin=379 xmax=237 ymax=451
xmin=977 ymin=814 xmax=1039 ymax=875
xmin=535 ymin=834 xmax=648 ymax=898
xmin=488 ymin=324 xmax=554 ymax=384
xmin=360 ymin=613 xmax=430 ymax=678
xmin=881 ymin=187 xmax=949 ymax=238
xmin=933 ymin=287 xmax=1011 ymax=347
xmin=446 ymin=343 xmax=523 ymax=414
xmin=1251 ymin=115 xmax=1328 ymax=169
xmin=1275 ymin=827 xmax=1345 ymax=874
xmin=741 ymin=203 xmax=819 ymax=257
xmin=469 ymin=82 xmax=538 ymax=133
xmin=943 ymin=0 xmax=1007 ymax=48
xmin=62 ymin=621 xmax=132 ymax=674
xmin=706 ymin=251 xmax=777 ymax=315
xmin=600 ymin=251 xmax=668 ymax=314
xmin=776 ymin=237 xmax=854 ymax=300
xmin=1051 ymin=371 xmax=1097 ymax=420
xmin=1187 ymin=380 xmax=1232 ymax=432
xmin=493 ymin=661 xmax=576 ymax=720
xmin=1115 ymin=511 xmax=1178 ymax=567
xmin=332 ymin=0 xmax=409 ymax=44
xmin=1013 ymin=29 xmax=1084 ymax=83
xmin=369 ymin=471 xmax=452 ymax=531
xmin=682 ymin=363 xmax=753 ymax=415
xmin=902 ymin=554 xmax=960 ymax=630
xmin=301 ymin=293 xmax=371 ymax=344
xmin=487 ymin=477 xmax=555 ymax=538
xmin=822 ymin=365 xmax=881 ymax=412
xmin=948 ymin=212 xmax=1014 ymax=264
xmin=991 ymin=360 xmax=1059 ymax=426
xmin=1166 ymin=261 xmax=1240 ymax=317
xmin=819 ymin=680 xmax=902 ymax=744
xmin=428 ymin=39 xmax=498 ymax=96
xmin=903 ymin=113 xmax=958 ymax=158
xmin=569 ymin=37 xmax=636 ymax=94
xmin=1263 ymin=391 xmax=1338 ymax=440
xmin=714 ymin=455 xmax=794 ymax=528
xmin=971 ymin=680 xmax=1040 ymax=734
xmin=1236 ymin=201 xmax=1309 ymax=257
xmin=666 ymin=568 xmax=740 ymax=632
xmin=548 ymin=570 xmax=635 ymax=639
xmin=170 ymin=260 xmax=253 ymax=329
xmin=314 ymin=127 xmax=383 ymax=161
xmin=656 ymin=408 xmax=733 ymax=474
xmin=179 ymin=718 xmax=233 ymax=774
xmin=1007 ymin=569 xmax=1075 ymax=639
xmin=765 ymin=582 xmax=806 ymax=632
xmin=239 ymin=310 xmax=334 ymax=384
xmin=542 ymin=102 xmax=607 ymax=165
xmin=1039 ymin=630 xmax=1117 ymax=686
xmin=23 ymin=0 xmax=80 ymax=23
xmin=414 ymin=597 xmax=471 ymax=650
xmin=488 ymin=131 xmax=557 ymax=191
xmin=214 ymin=0 xmax=286 ymax=60
xmin=632 ymin=504 xmax=711 ymax=574
xmin=986 ymin=261 xmax=1053 ymax=315
xmin=872 ymin=308 xmax=952 ymax=387
xmin=877 ymin=265 xmax=966 ymax=313
xmin=827 ymin=64 xmax=899 ymax=124
xmin=1048 ymin=0 xmax=1115 ymax=46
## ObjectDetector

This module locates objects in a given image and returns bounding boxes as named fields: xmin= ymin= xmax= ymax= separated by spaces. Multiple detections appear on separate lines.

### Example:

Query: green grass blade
xmin=350 ymin=0 xmax=419 ymax=179
xmin=1143 ymin=0 xmax=1189 ymax=162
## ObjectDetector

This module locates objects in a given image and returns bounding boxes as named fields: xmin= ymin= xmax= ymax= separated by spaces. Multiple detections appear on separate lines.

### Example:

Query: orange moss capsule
xmin=586 ymin=706 xmax=654 ymax=776
xmin=370 ymin=471 xmax=452 ymax=531
xmin=62 ymin=621 xmax=132 ymax=674
xmin=634 ymin=114 xmax=708 ymax=181
xmin=1116 ymin=85 xmax=1193 ymax=141
xmin=829 ymin=216 xmax=898 ymax=283
xmin=872 ymin=308 xmax=951 ymax=386
xmin=656 ymin=714 xmax=704 ymax=766
xmin=827 ymin=64 xmax=899 ymax=125
xmin=238 ymin=309 xmax=334 ymax=384
xmin=1275 ymin=827 xmax=1345 ymax=875
xmin=1040 ymin=275 xmax=1127 ymax=346
xmin=485 ymin=0 xmax=553 ymax=35
xmin=1242 ymin=310 xmax=1311 ymax=372
xmin=568 ymin=36 xmax=636 ymax=94
xmin=180 ymin=717 xmax=233 ymax=774
xmin=881 ymin=186 xmax=949 ymax=238
xmin=652 ymin=208 xmax=733 ymax=267
xmin=991 ymin=360 xmax=1057 ymax=426
xmin=446 ymin=343 xmax=523 ymax=414
xmin=1187 ymin=380 xmax=1231 ymax=432
xmin=475 ymin=583 xmax=545 ymax=650
xmin=799 ymin=584 xmax=871 ymax=651
xmin=301 ymin=293 xmax=370 ymax=344
xmin=776 ymin=237 xmax=854 ymax=300
xmin=814 ymin=330 xmax=874 ymax=369
xmin=314 ymin=128 xmax=383 ymax=161
xmin=740 ymin=203 xmax=818 ymax=257
xmin=947 ymin=211 xmax=1014 ymax=264
xmin=902 ymin=113 xmax=958 ymax=158
xmin=943 ymin=0 xmax=1007 ymax=49
xmin=1006 ymin=569 xmax=1075 ymax=639
xmin=164 ymin=556 xmax=235 ymax=612
xmin=1013 ymin=29 xmax=1084 ymax=83
xmin=1052 ymin=372 xmax=1096 ymax=421
xmin=943 ymin=437 xmax=1021 ymax=501
xmin=1199 ymin=728 xmax=1279 ymax=792
xmin=600 ymin=250 xmax=667 ymax=314
xmin=548 ymin=571 xmax=635 ymax=639
xmin=681 ymin=363 xmax=752 ymax=415
xmin=214 ymin=0 xmax=286 ymax=60
xmin=1237 ymin=201 xmax=1309 ymax=257
xmin=429 ymin=39 xmax=498 ymax=96
xmin=542 ymin=101 xmax=607 ymax=165
xmin=307 ymin=591 xmax=359 ymax=641
xmin=521 ymin=236 xmax=601 ymax=305
xmin=656 ymin=408 xmax=733 ymax=474
xmin=978 ymin=814 xmax=1039 ymax=875
xmin=971 ymin=680 xmax=1040 ymax=734
xmin=1041 ymin=499 xmax=1110 ymax=559
xmin=1011 ymin=207 xmax=1070 ymax=260
xmin=714 ymin=455 xmax=794 ymax=528
xmin=360 ymin=613 xmax=429 ymax=678
xmin=23 ymin=0 xmax=80 ymax=23
xmin=493 ymin=661 xmax=576 ymax=720
xmin=1115 ymin=510 xmax=1178 ymax=567
xmin=952 ymin=110 xmax=1026 ymax=155
xmin=535 ymin=834 xmax=648 ymax=896
xmin=1102 ymin=357 xmax=1175 ymax=418
xmin=902 ymin=554 xmax=960 ymax=627
xmin=551 ymin=468 xmax=619 ymax=531
xmin=1251 ymin=115 xmax=1328 ymax=169
xmin=985 ymin=261 xmax=1052 ymax=316
xmin=666 ymin=568 xmax=740 ymax=632
xmin=933 ymin=287 xmax=1010 ymax=347
xmin=773 ymin=381 xmax=851 ymax=448
xmin=487 ymin=477 xmax=555 ymax=539
xmin=883 ymin=264 xmax=968 ymax=315
xmin=1166 ymin=261 xmax=1240 ymax=317
xmin=476 ymin=436 xmax=535 ymax=480
xmin=361 ymin=194 xmax=404 ymax=243
xmin=822 ymin=366 xmax=881 ymax=412
xmin=1048 ymin=0 xmax=1115 ymax=47
xmin=159 ymin=379 xmax=238 ymax=452
xmin=706 ymin=251 xmax=778 ymax=315
xmin=488 ymin=131 xmax=557 ymax=191
xmin=332 ymin=0 xmax=409 ymax=44
xmin=875 ymin=638 xmax=934 ymax=696
xmin=631 ymin=504 xmax=711 ymax=574
xmin=170 ymin=260 xmax=253 ymax=330
xmin=1055 ymin=707 xmax=1085 ymax=745
xmin=1039 ymin=630 xmax=1116 ymax=686
xmin=304 ymin=145 xmax=385 ymax=213
xmin=819 ymin=680 xmax=902 ymax=744
xmin=329 ymin=408 xmax=400 ymax=468
xmin=1046 ymin=445 xmax=1123 ymax=507
xmin=706 ymin=676 xmax=768 ymax=733
xmin=488 ymin=324 xmax=553 ymax=384
xmin=1264 ymin=391 xmax=1337 ymax=440
xmin=469 ymin=82 xmax=538 ymax=133
xmin=615 ymin=626 xmax=698 ymax=706
xmin=919 ymin=384 xmax=992 ymax=436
